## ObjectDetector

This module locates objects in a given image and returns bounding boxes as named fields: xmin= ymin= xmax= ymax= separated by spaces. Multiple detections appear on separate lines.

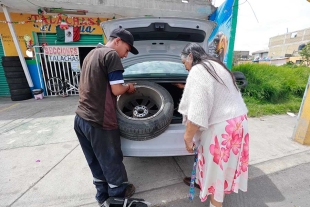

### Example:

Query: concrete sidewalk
xmin=0 ymin=96 xmax=309 ymax=207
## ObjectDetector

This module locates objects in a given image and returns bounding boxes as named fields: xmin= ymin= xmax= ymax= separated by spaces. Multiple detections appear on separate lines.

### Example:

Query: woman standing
xmin=178 ymin=43 xmax=249 ymax=207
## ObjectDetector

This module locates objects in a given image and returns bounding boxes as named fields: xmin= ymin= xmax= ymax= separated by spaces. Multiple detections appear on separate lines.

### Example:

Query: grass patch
xmin=232 ymin=64 xmax=310 ymax=117
xmin=244 ymin=96 xmax=302 ymax=117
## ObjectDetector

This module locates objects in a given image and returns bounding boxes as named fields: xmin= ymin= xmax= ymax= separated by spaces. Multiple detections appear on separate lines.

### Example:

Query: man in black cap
xmin=74 ymin=28 xmax=138 ymax=206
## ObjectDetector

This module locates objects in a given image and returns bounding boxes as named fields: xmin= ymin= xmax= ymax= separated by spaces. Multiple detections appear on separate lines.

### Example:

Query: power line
xmin=238 ymin=0 xmax=248 ymax=6
xmin=247 ymin=0 xmax=259 ymax=23
xmin=26 ymin=0 xmax=41 ymax=7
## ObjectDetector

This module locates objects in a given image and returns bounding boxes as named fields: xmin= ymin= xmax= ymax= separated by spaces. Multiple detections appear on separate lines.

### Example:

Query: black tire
xmin=10 ymin=88 xmax=31 ymax=96
xmin=11 ymin=93 xmax=32 ymax=101
xmin=6 ymin=78 xmax=28 ymax=84
xmin=236 ymin=79 xmax=248 ymax=89
xmin=2 ymin=56 xmax=20 ymax=61
xmin=8 ymin=82 xmax=29 ymax=90
xmin=47 ymin=77 xmax=64 ymax=93
xmin=3 ymin=66 xmax=24 ymax=72
xmin=117 ymin=81 xmax=174 ymax=141
xmin=233 ymin=71 xmax=246 ymax=80
xmin=1 ymin=56 xmax=32 ymax=61
xmin=2 ymin=61 xmax=22 ymax=67
xmin=4 ymin=71 xmax=26 ymax=78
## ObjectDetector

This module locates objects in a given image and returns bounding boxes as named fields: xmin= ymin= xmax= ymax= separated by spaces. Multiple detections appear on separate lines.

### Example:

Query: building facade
xmin=269 ymin=28 xmax=310 ymax=59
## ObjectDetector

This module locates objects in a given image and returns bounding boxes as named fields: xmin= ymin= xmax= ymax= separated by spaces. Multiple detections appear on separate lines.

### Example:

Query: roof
xmin=252 ymin=49 xmax=269 ymax=54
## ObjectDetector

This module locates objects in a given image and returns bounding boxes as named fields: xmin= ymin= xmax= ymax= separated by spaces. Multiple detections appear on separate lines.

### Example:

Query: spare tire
xmin=116 ymin=81 xmax=174 ymax=141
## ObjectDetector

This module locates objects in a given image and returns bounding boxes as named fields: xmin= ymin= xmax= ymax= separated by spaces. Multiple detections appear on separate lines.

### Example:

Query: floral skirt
xmin=195 ymin=114 xmax=249 ymax=203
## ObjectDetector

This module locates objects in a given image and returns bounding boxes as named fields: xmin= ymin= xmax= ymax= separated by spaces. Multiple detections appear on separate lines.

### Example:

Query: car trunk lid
xmin=101 ymin=17 xmax=216 ymax=67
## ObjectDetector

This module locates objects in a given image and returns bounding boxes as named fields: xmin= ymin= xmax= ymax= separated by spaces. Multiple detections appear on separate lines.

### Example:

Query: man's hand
xmin=111 ymin=83 xmax=135 ymax=96
xmin=173 ymin=83 xmax=185 ymax=89
xmin=126 ymin=83 xmax=136 ymax=94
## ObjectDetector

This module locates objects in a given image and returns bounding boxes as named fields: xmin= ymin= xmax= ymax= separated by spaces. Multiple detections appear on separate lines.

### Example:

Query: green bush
xmin=232 ymin=64 xmax=310 ymax=102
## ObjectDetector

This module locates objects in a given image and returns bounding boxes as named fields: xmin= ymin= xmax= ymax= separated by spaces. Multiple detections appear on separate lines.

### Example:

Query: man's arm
xmin=109 ymin=71 xmax=135 ymax=96
xmin=111 ymin=83 xmax=135 ymax=96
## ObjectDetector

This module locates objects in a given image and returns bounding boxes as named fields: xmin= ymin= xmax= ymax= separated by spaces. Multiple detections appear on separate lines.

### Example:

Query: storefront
xmin=0 ymin=36 xmax=10 ymax=96
xmin=0 ymin=12 xmax=108 ymax=96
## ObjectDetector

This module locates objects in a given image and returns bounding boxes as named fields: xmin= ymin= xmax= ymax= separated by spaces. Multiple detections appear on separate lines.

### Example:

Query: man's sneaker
xmin=97 ymin=200 xmax=107 ymax=207
xmin=125 ymin=184 xmax=136 ymax=198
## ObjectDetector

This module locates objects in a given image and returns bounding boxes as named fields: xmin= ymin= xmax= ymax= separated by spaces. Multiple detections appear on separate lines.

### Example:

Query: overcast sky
xmin=214 ymin=0 xmax=310 ymax=54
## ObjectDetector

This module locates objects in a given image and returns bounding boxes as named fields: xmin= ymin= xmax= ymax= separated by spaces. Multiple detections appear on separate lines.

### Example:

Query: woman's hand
xmin=183 ymin=121 xmax=199 ymax=153
xmin=184 ymin=136 xmax=195 ymax=153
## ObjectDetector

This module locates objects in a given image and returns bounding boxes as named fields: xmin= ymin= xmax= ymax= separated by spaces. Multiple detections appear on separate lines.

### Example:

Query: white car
xmin=101 ymin=18 xmax=216 ymax=157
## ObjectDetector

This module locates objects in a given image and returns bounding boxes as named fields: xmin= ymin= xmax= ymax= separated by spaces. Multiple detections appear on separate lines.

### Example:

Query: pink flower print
xmin=222 ymin=148 xmax=230 ymax=163
xmin=222 ymin=133 xmax=233 ymax=149
xmin=198 ymin=154 xmax=205 ymax=174
xmin=208 ymin=185 xmax=215 ymax=194
xmin=234 ymin=169 xmax=241 ymax=179
xmin=224 ymin=180 xmax=228 ymax=190
xmin=240 ymin=150 xmax=249 ymax=172
xmin=231 ymin=133 xmax=242 ymax=155
xmin=199 ymin=155 xmax=205 ymax=167
xmin=210 ymin=136 xmax=221 ymax=165
xmin=225 ymin=116 xmax=243 ymax=136
xmin=201 ymin=194 xmax=208 ymax=202
xmin=243 ymin=133 xmax=250 ymax=157
xmin=210 ymin=136 xmax=230 ymax=170
xmin=231 ymin=182 xmax=235 ymax=191
xmin=200 ymin=171 xmax=204 ymax=179
xmin=231 ymin=182 xmax=239 ymax=192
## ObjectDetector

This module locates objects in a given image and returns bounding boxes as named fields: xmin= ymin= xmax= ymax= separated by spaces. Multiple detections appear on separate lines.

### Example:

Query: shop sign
xmin=44 ymin=46 xmax=79 ymax=62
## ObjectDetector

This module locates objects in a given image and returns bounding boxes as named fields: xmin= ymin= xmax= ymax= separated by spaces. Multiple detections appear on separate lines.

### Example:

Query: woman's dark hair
xmin=181 ymin=43 xmax=238 ymax=90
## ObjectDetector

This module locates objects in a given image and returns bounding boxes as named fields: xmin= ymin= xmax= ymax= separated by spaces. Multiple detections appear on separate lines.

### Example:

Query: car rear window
xmin=123 ymin=61 xmax=188 ymax=77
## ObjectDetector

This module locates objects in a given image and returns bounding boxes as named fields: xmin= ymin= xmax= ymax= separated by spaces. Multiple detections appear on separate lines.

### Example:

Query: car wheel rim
xmin=117 ymin=85 xmax=164 ymax=120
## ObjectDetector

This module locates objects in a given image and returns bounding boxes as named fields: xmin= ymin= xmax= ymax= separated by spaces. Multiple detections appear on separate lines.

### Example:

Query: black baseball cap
xmin=110 ymin=28 xmax=139 ymax=55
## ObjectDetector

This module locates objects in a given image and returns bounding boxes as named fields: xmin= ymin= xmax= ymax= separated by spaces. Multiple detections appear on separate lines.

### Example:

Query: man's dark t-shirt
xmin=76 ymin=45 xmax=124 ymax=130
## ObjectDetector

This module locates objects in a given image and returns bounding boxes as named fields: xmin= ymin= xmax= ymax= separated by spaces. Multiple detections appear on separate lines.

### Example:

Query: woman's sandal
xmin=183 ymin=177 xmax=201 ymax=190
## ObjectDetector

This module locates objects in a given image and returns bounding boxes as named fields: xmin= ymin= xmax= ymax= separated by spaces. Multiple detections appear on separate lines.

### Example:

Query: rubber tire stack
xmin=1 ymin=56 xmax=32 ymax=101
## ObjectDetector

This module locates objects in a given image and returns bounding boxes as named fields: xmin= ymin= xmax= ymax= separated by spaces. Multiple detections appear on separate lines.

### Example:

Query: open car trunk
xmin=124 ymin=77 xmax=186 ymax=124
xmin=101 ymin=17 xmax=217 ymax=125
xmin=101 ymin=18 xmax=216 ymax=140
xmin=101 ymin=17 xmax=217 ymax=67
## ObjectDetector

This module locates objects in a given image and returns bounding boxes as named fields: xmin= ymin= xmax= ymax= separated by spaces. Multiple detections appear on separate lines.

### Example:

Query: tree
xmin=299 ymin=42 xmax=310 ymax=66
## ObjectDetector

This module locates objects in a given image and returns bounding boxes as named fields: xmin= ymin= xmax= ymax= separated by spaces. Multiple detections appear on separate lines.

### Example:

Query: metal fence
xmin=34 ymin=46 xmax=81 ymax=96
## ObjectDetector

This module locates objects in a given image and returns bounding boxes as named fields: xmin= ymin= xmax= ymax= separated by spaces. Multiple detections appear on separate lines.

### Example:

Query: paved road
xmin=161 ymin=162 xmax=310 ymax=207
xmin=0 ymin=96 xmax=309 ymax=207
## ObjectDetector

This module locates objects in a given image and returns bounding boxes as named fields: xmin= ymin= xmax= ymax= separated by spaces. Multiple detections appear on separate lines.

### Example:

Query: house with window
xmin=268 ymin=27 xmax=310 ymax=64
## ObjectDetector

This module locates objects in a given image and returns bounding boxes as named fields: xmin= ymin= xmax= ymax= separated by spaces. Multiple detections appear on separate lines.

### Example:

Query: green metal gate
xmin=0 ymin=37 xmax=10 ymax=96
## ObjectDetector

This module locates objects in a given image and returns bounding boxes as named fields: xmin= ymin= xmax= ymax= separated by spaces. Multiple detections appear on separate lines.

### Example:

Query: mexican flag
xmin=56 ymin=26 xmax=80 ymax=43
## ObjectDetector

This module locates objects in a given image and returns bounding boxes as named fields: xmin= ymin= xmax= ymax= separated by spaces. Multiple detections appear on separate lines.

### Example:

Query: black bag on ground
xmin=104 ymin=197 xmax=150 ymax=207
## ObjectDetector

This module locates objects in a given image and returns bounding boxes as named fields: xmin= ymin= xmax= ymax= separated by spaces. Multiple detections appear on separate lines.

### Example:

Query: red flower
xmin=231 ymin=133 xmax=242 ymax=155
xmin=221 ymin=133 xmax=233 ymax=149
xmin=243 ymin=133 xmax=250 ymax=157
xmin=208 ymin=186 xmax=215 ymax=194
xmin=225 ymin=116 xmax=243 ymax=137
xmin=210 ymin=136 xmax=230 ymax=170
xmin=240 ymin=150 xmax=249 ymax=172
